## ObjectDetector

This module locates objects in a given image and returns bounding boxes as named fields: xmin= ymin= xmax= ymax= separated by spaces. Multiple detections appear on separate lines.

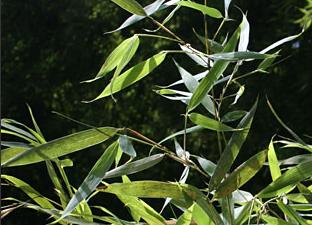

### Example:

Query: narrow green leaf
xmin=277 ymin=200 xmax=309 ymax=225
xmin=189 ymin=113 xmax=236 ymax=132
xmin=261 ymin=215 xmax=294 ymax=225
xmin=1 ymin=127 xmax=117 ymax=167
xmin=279 ymin=154 xmax=312 ymax=165
xmin=26 ymin=104 xmax=44 ymax=138
xmin=192 ymin=203 xmax=213 ymax=225
xmin=234 ymin=201 xmax=253 ymax=225
xmin=214 ymin=149 xmax=267 ymax=198
xmin=195 ymin=156 xmax=216 ymax=177
xmin=177 ymin=1 xmax=223 ymax=18
xmin=174 ymin=61 xmax=215 ymax=115
xmin=111 ymin=0 xmax=147 ymax=16
xmin=83 ymin=36 xmax=139 ymax=83
xmin=268 ymin=139 xmax=282 ymax=180
xmin=1 ymin=175 xmax=55 ymax=209
xmin=257 ymin=51 xmax=279 ymax=71
xmin=88 ymin=52 xmax=167 ymax=102
xmin=258 ymin=160 xmax=312 ymax=198
xmin=1 ymin=147 xmax=28 ymax=164
xmin=103 ymin=154 xmax=164 ymax=179
xmin=1 ymin=119 xmax=37 ymax=140
xmin=176 ymin=204 xmax=195 ymax=225
xmin=220 ymin=195 xmax=234 ymax=225
xmin=221 ymin=110 xmax=247 ymax=123
xmin=209 ymin=100 xmax=258 ymax=190
xmin=119 ymin=135 xmax=137 ymax=158
xmin=62 ymin=141 xmax=118 ymax=218
xmin=99 ymin=181 xmax=224 ymax=225
xmin=187 ymin=25 xmax=240 ymax=112
xmin=209 ymin=51 xmax=273 ymax=61
xmin=159 ymin=125 xmax=203 ymax=144
xmin=297 ymin=183 xmax=312 ymax=203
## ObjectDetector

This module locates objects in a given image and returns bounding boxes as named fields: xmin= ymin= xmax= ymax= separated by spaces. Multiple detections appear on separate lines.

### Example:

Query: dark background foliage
xmin=2 ymin=0 xmax=311 ymax=224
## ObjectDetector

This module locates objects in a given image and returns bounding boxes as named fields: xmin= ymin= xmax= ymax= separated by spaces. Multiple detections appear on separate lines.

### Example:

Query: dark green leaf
xmin=111 ymin=0 xmax=146 ymax=16
xmin=189 ymin=113 xmax=236 ymax=132
xmin=221 ymin=111 xmax=247 ymax=123
xmin=177 ymin=1 xmax=223 ymax=18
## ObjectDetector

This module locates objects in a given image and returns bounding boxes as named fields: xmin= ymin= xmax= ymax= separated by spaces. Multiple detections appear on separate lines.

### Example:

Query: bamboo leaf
xmin=233 ymin=201 xmax=253 ymax=225
xmin=1 ymin=127 xmax=117 ymax=167
xmin=258 ymin=160 xmax=312 ymax=198
xmin=189 ymin=113 xmax=236 ymax=132
xmin=209 ymin=51 xmax=274 ymax=61
xmin=62 ymin=141 xmax=118 ymax=218
xmin=214 ymin=149 xmax=267 ymax=198
xmin=177 ymin=1 xmax=223 ymax=18
xmin=192 ymin=203 xmax=214 ymax=225
xmin=261 ymin=215 xmax=294 ymax=225
xmin=209 ymin=99 xmax=258 ymax=190
xmin=111 ymin=0 xmax=147 ymax=16
xmin=221 ymin=110 xmax=246 ymax=123
xmin=277 ymin=200 xmax=309 ymax=225
xmin=268 ymin=139 xmax=282 ymax=181
xmin=88 ymin=52 xmax=167 ymax=102
xmin=187 ymin=25 xmax=240 ymax=112
xmin=107 ymin=0 xmax=169 ymax=33
xmin=238 ymin=13 xmax=250 ymax=52
xmin=103 ymin=154 xmax=164 ymax=179
xmin=118 ymin=135 xmax=137 ymax=158
xmin=159 ymin=125 xmax=203 ymax=144
xmin=175 ymin=204 xmax=195 ymax=225
xmin=83 ymin=36 xmax=139 ymax=83
xmin=194 ymin=156 xmax=216 ymax=177
xmin=98 ymin=181 xmax=224 ymax=225
xmin=1 ymin=175 xmax=55 ymax=210
xmin=174 ymin=60 xmax=215 ymax=115
xmin=1 ymin=147 xmax=29 ymax=164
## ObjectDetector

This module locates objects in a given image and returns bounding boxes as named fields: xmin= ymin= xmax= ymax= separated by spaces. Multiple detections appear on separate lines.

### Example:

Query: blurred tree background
xmin=2 ymin=0 xmax=311 ymax=224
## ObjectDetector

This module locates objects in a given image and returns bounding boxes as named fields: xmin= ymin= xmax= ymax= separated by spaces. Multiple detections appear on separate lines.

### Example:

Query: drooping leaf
xmin=221 ymin=110 xmax=246 ymax=123
xmin=111 ymin=0 xmax=147 ymax=16
xmin=107 ymin=0 xmax=174 ymax=33
xmin=159 ymin=126 xmax=204 ymax=144
xmin=209 ymin=99 xmax=258 ymax=190
xmin=258 ymin=160 xmax=312 ymax=198
xmin=1 ymin=119 xmax=37 ymax=141
xmin=174 ymin=61 xmax=215 ymax=115
xmin=118 ymin=135 xmax=137 ymax=158
xmin=268 ymin=139 xmax=282 ymax=180
xmin=279 ymin=154 xmax=312 ymax=165
xmin=257 ymin=51 xmax=279 ymax=71
xmin=175 ymin=204 xmax=195 ymax=225
xmin=277 ymin=200 xmax=309 ymax=225
xmin=83 ymin=36 xmax=139 ymax=83
xmin=194 ymin=156 xmax=216 ymax=177
xmin=224 ymin=0 xmax=232 ymax=19
xmin=177 ymin=1 xmax=223 ymax=18
xmin=88 ymin=52 xmax=167 ymax=102
xmin=238 ymin=13 xmax=250 ymax=52
xmin=1 ymin=175 xmax=55 ymax=209
xmin=214 ymin=149 xmax=267 ymax=198
xmin=99 ymin=181 xmax=224 ymax=225
xmin=209 ymin=51 xmax=273 ymax=61
xmin=261 ymin=215 xmax=296 ymax=225
xmin=231 ymin=85 xmax=245 ymax=105
xmin=189 ymin=113 xmax=236 ymax=132
xmin=103 ymin=154 xmax=164 ymax=179
xmin=278 ymin=140 xmax=312 ymax=153
xmin=62 ymin=141 xmax=118 ymax=218
xmin=187 ymin=25 xmax=240 ymax=112
xmin=1 ymin=127 xmax=117 ymax=167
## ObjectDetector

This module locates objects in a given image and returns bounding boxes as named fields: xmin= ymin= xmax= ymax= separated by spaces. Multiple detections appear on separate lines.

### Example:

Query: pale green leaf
xmin=258 ymin=160 xmax=312 ymax=198
xmin=187 ymin=25 xmax=240 ymax=111
xmin=175 ymin=204 xmax=195 ymax=225
xmin=1 ymin=127 xmax=117 ymax=167
xmin=189 ymin=113 xmax=236 ymax=132
xmin=209 ymin=100 xmax=258 ymax=190
xmin=177 ymin=1 xmax=223 ymax=18
xmin=209 ymin=51 xmax=273 ymax=61
xmin=268 ymin=139 xmax=282 ymax=180
xmin=261 ymin=215 xmax=294 ymax=225
xmin=214 ymin=149 xmax=267 ymax=198
xmin=83 ymin=36 xmax=139 ymax=83
xmin=62 ymin=141 xmax=118 ymax=218
xmin=277 ymin=200 xmax=309 ymax=225
xmin=111 ymin=0 xmax=147 ymax=16
xmin=88 ymin=52 xmax=167 ymax=102
xmin=192 ymin=203 xmax=214 ymax=225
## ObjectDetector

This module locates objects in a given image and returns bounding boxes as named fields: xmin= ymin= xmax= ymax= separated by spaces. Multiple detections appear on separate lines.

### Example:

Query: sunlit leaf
xmin=277 ymin=200 xmax=309 ymax=225
xmin=238 ymin=13 xmax=250 ymax=52
xmin=111 ymin=0 xmax=147 ymax=16
xmin=187 ymin=25 xmax=240 ymax=111
xmin=268 ymin=139 xmax=282 ymax=180
xmin=88 ymin=52 xmax=167 ymax=102
xmin=258 ymin=160 xmax=312 ymax=198
xmin=214 ymin=149 xmax=267 ymax=198
xmin=175 ymin=204 xmax=194 ymax=225
xmin=103 ymin=154 xmax=164 ymax=179
xmin=261 ymin=215 xmax=294 ymax=225
xmin=177 ymin=1 xmax=223 ymax=18
xmin=62 ymin=141 xmax=118 ymax=218
xmin=209 ymin=51 xmax=273 ymax=61
xmin=118 ymin=135 xmax=137 ymax=158
xmin=209 ymin=99 xmax=258 ymax=190
xmin=1 ymin=127 xmax=117 ymax=167
xmin=83 ymin=36 xmax=139 ymax=83
xmin=189 ymin=113 xmax=236 ymax=132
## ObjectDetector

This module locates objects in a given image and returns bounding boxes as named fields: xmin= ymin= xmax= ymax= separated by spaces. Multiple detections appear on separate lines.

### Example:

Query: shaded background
xmin=2 ymin=0 xmax=312 ymax=224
